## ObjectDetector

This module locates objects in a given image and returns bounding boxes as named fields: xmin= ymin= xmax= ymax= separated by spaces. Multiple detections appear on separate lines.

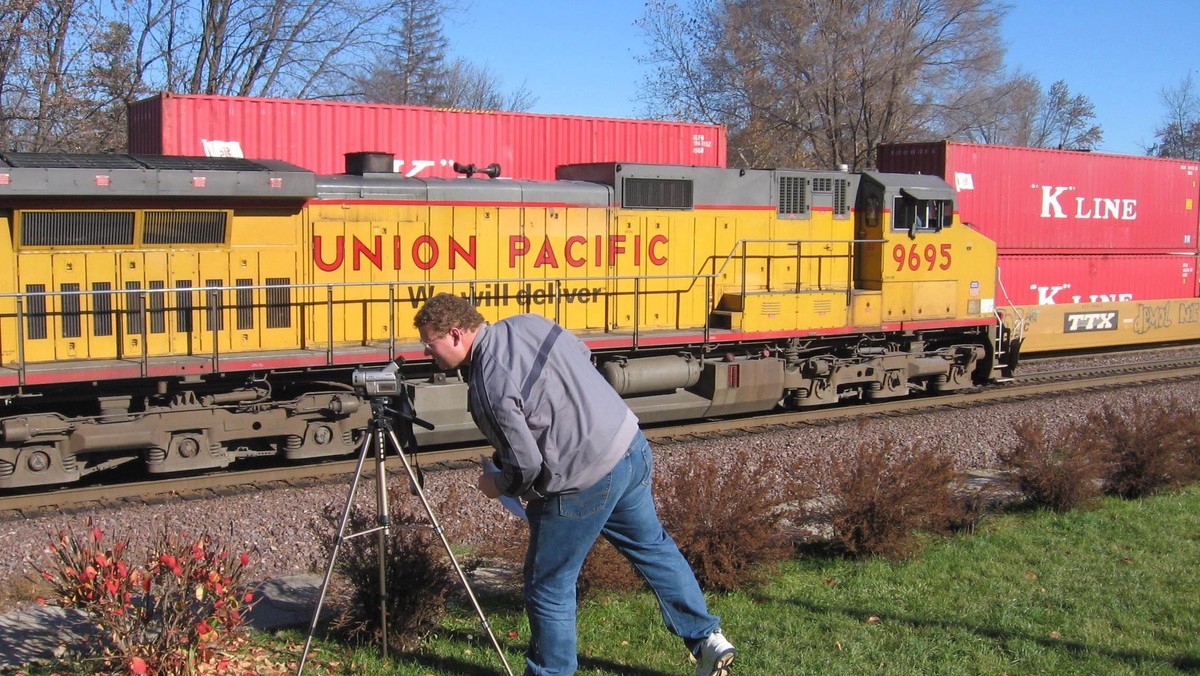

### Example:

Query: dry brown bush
xmin=1091 ymin=397 xmax=1200 ymax=498
xmin=824 ymin=439 xmax=962 ymax=559
xmin=313 ymin=489 xmax=458 ymax=653
xmin=478 ymin=445 xmax=814 ymax=598
xmin=577 ymin=537 xmax=644 ymax=598
xmin=655 ymin=447 xmax=815 ymax=591
xmin=999 ymin=418 xmax=1107 ymax=512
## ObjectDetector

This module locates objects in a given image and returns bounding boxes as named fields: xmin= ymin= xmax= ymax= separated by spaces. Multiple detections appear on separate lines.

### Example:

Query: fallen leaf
xmin=1025 ymin=571 xmax=1038 ymax=580
xmin=867 ymin=616 xmax=881 ymax=624
xmin=835 ymin=641 xmax=844 ymax=651
xmin=1049 ymin=631 xmax=1062 ymax=639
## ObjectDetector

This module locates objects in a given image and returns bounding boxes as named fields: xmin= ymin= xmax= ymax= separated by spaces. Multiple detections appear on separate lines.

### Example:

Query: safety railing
xmin=0 ymin=238 xmax=879 ymax=381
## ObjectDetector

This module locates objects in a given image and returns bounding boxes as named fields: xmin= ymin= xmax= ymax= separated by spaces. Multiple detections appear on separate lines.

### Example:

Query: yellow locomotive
xmin=0 ymin=153 xmax=1016 ymax=490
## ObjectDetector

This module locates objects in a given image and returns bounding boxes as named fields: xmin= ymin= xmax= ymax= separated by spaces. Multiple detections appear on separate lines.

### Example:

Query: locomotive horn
xmin=452 ymin=161 xmax=502 ymax=179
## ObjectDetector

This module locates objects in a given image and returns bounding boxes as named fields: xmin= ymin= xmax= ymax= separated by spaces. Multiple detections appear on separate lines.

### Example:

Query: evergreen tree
xmin=359 ymin=0 xmax=450 ymax=106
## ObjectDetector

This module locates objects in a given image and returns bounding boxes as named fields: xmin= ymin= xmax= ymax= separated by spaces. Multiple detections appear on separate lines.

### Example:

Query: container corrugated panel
xmin=878 ymin=141 xmax=1200 ymax=252
xmin=996 ymin=253 xmax=1198 ymax=306
xmin=127 ymin=93 xmax=727 ymax=179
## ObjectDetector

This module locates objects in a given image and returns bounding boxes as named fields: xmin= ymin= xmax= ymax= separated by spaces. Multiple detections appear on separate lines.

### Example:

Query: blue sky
xmin=444 ymin=0 xmax=1199 ymax=157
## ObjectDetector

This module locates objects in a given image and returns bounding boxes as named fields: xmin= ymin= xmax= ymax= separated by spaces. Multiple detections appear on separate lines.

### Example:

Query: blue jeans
xmin=521 ymin=430 xmax=720 ymax=675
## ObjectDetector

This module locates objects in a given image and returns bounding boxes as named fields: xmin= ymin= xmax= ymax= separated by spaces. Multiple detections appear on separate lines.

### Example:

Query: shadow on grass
xmin=393 ymin=625 xmax=677 ymax=676
xmin=757 ymin=593 xmax=1200 ymax=672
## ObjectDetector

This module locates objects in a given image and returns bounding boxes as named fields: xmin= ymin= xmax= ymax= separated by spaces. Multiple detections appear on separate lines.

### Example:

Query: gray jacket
xmin=467 ymin=314 xmax=639 ymax=500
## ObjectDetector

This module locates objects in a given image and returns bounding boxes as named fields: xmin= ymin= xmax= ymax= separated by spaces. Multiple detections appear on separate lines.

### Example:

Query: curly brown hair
xmin=413 ymin=293 xmax=485 ymax=334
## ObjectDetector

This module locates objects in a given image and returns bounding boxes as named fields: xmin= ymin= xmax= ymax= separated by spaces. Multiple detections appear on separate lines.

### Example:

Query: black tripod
xmin=297 ymin=392 xmax=515 ymax=675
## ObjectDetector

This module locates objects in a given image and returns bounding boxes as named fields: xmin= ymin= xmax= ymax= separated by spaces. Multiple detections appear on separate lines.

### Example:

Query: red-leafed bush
xmin=34 ymin=519 xmax=254 ymax=675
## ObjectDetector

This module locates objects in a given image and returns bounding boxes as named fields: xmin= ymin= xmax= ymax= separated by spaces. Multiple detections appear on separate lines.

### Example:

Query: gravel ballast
xmin=2 ymin=368 xmax=1198 ymax=606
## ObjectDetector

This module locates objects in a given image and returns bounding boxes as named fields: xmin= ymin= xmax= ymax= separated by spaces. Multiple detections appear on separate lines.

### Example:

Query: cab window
xmin=892 ymin=194 xmax=952 ymax=233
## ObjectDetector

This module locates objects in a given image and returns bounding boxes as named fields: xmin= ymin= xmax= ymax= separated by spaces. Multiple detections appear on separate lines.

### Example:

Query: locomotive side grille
xmin=21 ymin=211 xmax=134 ymax=247
xmin=61 ymin=284 xmax=81 ymax=338
xmin=148 ymin=281 xmax=166 ymax=334
xmin=622 ymin=178 xmax=693 ymax=210
xmin=205 ymin=279 xmax=224 ymax=331
xmin=778 ymin=176 xmax=808 ymax=216
xmin=25 ymin=284 xmax=46 ymax=339
xmin=266 ymin=278 xmax=291 ymax=328
xmin=92 ymin=282 xmax=113 ymax=336
xmin=834 ymin=179 xmax=850 ymax=217
xmin=143 ymin=211 xmax=227 ymax=244
xmin=125 ymin=282 xmax=143 ymax=335
xmin=236 ymin=279 xmax=253 ymax=330
xmin=176 ymin=281 xmax=194 ymax=332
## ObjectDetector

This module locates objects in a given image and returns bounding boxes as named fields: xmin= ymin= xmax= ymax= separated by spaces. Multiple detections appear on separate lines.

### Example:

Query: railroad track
xmin=4 ymin=352 xmax=1199 ymax=517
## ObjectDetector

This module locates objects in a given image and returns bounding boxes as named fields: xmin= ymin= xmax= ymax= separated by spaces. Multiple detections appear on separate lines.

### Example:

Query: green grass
xmin=293 ymin=486 xmax=1200 ymax=675
xmin=29 ymin=486 xmax=1200 ymax=674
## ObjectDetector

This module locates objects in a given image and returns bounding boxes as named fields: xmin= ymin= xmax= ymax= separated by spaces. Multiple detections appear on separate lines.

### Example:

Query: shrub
xmin=577 ymin=537 xmax=643 ymax=598
xmin=1180 ymin=402 xmax=1200 ymax=483
xmin=35 ymin=519 xmax=254 ymax=674
xmin=654 ymin=447 xmax=814 ymax=591
xmin=824 ymin=438 xmax=962 ymax=560
xmin=999 ymin=418 xmax=1107 ymax=512
xmin=315 ymin=487 xmax=458 ymax=654
xmin=1091 ymin=397 xmax=1199 ymax=498
xmin=474 ymin=446 xmax=810 ymax=597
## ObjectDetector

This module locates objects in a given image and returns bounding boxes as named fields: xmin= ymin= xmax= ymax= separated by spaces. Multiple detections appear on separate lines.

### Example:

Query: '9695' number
xmin=892 ymin=243 xmax=952 ymax=271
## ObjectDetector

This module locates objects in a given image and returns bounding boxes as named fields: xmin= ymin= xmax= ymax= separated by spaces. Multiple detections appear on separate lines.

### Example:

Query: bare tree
xmin=1025 ymin=80 xmax=1102 ymax=150
xmin=638 ymin=0 xmax=1010 ymax=170
xmin=0 ymin=0 xmax=123 ymax=151
xmin=1149 ymin=72 xmax=1200 ymax=160
xmin=942 ymin=72 xmax=1037 ymax=144
xmin=356 ymin=0 xmax=531 ymax=111
xmin=441 ymin=58 xmax=537 ymax=111
xmin=952 ymin=76 xmax=1102 ymax=150
xmin=0 ymin=0 xmax=39 ymax=148
xmin=0 ymin=0 xmax=454 ymax=151
xmin=120 ymin=0 xmax=406 ymax=98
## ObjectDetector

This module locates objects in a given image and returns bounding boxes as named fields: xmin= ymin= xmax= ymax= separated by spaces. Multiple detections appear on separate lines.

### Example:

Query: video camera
xmin=351 ymin=360 xmax=403 ymax=397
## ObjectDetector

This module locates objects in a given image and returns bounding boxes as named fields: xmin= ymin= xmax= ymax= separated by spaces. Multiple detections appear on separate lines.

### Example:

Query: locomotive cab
xmin=854 ymin=172 xmax=996 ymax=323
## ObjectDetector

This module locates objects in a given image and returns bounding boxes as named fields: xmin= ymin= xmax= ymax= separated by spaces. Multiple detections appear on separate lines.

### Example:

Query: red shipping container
xmin=878 ymin=141 xmax=1200 ymax=253
xmin=127 ymin=93 xmax=727 ymax=179
xmin=996 ymin=253 xmax=1197 ymax=306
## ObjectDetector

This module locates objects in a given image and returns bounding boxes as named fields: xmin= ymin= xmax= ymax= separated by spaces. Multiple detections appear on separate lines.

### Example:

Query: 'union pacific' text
xmin=313 ymin=234 xmax=669 ymax=272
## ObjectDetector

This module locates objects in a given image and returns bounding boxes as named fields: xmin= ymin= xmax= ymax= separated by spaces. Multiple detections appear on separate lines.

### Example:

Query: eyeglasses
xmin=420 ymin=333 xmax=447 ymax=350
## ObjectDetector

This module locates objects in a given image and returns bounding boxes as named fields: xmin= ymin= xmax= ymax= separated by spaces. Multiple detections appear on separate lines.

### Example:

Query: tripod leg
xmin=382 ymin=426 xmax=516 ymax=676
xmin=297 ymin=421 xmax=377 ymax=675
xmin=373 ymin=424 xmax=390 ymax=659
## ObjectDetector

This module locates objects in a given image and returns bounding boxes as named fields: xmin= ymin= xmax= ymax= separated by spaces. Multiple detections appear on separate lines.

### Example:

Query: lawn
xmin=292 ymin=485 xmax=1200 ymax=675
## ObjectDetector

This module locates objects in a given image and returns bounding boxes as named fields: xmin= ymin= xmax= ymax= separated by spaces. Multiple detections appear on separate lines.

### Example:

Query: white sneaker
xmin=695 ymin=630 xmax=736 ymax=676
